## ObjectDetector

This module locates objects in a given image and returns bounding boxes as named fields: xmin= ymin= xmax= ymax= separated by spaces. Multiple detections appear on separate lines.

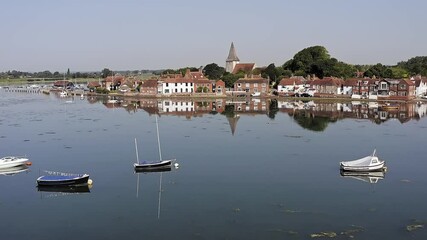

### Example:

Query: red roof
xmin=279 ymin=78 xmax=303 ymax=86
xmin=232 ymin=63 xmax=255 ymax=74
xmin=141 ymin=79 xmax=158 ymax=88
xmin=311 ymin=77 xmax=344 ymax=86
xmin=87 ymin=81 xmax=101 ymax=88
xmin=235 ymin=77 xmax=269 ymax=84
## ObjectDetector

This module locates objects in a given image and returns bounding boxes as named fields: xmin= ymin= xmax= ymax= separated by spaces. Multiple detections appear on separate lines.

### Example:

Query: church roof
xmin=232 ymin=63 xmax=255 ymax=74
xmin=226 ymin=42 xmax=240 ymax=62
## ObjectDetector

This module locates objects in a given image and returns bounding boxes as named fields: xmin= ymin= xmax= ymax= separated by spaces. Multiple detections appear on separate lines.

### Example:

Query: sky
xmin=1 ymin=0 xmax=426 ymax=72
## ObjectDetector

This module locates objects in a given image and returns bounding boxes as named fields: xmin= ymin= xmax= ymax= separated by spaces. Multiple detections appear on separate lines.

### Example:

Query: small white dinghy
xmin=340 ymin=149 xmax=385 ymax=172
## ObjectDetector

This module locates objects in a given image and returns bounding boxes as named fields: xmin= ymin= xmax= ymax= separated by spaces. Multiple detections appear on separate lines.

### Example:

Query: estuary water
xmin=1 ymin=90 xmax=427 ymax=240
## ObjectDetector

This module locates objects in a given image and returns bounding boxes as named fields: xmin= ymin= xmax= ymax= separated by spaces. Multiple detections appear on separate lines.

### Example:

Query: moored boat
xmin=133 ymin=115 xmax=176 ymax=171
xmin=37 ymin=172 xmax=91 ymax=186
xmin=0 ymin=156 xmax=29 ymax=169
xmin=340 ymin=149 xmax=385 ymax=172
xmin=134 ymin=159 xmax=174 ymax=170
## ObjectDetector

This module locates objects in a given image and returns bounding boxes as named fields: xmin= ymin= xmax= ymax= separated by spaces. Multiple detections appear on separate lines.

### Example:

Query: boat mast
xmin=135 ymin=138 xmax=140 ymax=164
xmin=156 ymin=115 xmax=162 ymax=161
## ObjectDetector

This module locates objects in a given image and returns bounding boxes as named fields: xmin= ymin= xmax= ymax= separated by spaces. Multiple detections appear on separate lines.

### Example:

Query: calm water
xmin=1 ymin=90 xmax=427 ymax=240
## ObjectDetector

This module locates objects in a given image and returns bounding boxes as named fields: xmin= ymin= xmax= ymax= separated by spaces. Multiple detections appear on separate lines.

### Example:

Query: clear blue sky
xmin=1 ymin=0 xmax=426 ymax=72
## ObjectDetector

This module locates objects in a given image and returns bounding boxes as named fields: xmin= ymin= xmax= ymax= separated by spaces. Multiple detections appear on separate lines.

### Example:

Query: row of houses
xmin=277 ymin=75 xmax=427 ymax=100
xmin=54 ymin=70 xmax=426 ymax=101
xmin=84 ymin=69 xmax=270 ymax=97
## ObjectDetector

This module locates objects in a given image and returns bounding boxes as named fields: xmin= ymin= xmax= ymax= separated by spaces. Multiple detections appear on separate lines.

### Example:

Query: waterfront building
xmin=377 ymin=78 xmax=416 ymax=100
xmin=233 ymin=74 xmax=269 ymax=95
xmin=277 ymin=77 xmax=305 ymax=95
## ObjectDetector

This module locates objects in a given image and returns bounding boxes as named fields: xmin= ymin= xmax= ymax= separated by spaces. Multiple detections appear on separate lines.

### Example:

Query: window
xmin=254 ymin=83 xmax=258 ymax=87
xmin=175 ymin=83 xmax=177 ymax=87
xmin=400 ymin=84 xmax=406 ymax=90
xmin=238 ymin=83 xmax=241 ymax=87
xmin=165 ymin=89 xmax=170 ymax=93
xmin=245 ymin=83 xmax=250 ymax=87
xmin=166 ymin=83 xmax=169 ymax=87
xmin=380 ymin=83 xmax=387 ymax=89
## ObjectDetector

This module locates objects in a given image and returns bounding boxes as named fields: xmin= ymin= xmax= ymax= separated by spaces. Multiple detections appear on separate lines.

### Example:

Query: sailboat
xmin=134 ymin=115 xmax=175 ymax=171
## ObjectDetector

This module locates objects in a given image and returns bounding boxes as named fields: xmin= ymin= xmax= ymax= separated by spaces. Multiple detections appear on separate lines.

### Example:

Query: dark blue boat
xmin=36 ymin=173 xmax=90 ymax=186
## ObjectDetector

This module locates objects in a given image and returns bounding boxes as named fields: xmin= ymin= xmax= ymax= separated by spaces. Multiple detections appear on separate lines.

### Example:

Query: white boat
xmin=340 ymin=149 xmax=385 ymax=172
xmin=60 ymin=91 xmax=68 ymax=97
xmin=0 ymin=156 xmax=29 ymax=169
xmin=251 ymin=92 xmax=261 ymax=97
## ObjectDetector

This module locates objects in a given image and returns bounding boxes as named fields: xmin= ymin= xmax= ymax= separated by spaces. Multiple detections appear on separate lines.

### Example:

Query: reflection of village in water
xmin=83 ymin=96 xmax=427 ymax=132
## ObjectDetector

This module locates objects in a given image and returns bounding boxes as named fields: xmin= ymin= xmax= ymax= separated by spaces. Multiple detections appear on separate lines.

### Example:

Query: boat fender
xmin=88 ymin=179 xmax=93 ymax=185
xmin=26 ymin=161 xmax=32 ymax=166
xmin=174 ymin=163 xmax=179 ymax=168
xmin=383 ymin=166 xmax=388 ymax=173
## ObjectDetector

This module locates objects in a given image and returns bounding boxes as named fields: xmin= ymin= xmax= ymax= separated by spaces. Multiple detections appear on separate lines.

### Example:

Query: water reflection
xmin=340 ymin=170 xmax=386 ymax=184
xmin=84 ymin=96 xmax=427 ymax=132
xmin=0 ymin=165 xmax=29 ymax=176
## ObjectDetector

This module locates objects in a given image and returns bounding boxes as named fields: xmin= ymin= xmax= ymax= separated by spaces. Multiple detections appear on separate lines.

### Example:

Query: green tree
xmin=284 ymin=46 xmax=330 ymax=74
xmin=101 ymin=68 xmax=113 ymax=78
xmin=390 ymin=67 xmax=409 ymax=78
xmin=203 ymin=63 xmax=225 ymax=80
xmin=397 ymin=56 xmax=427 ymax=76
xmin=364 ymin=64 xmax=392 ymax=78
xmin=221 ymin=72 xmax=244 ymax=88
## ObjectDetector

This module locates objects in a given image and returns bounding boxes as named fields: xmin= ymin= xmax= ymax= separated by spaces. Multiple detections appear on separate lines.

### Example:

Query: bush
xmin=95 ymin=87 xmax=109 ymax=94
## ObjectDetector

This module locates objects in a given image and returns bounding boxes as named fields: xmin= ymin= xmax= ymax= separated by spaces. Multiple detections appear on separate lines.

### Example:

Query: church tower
xmin=226 ymin=42 xmax=240 ymax=73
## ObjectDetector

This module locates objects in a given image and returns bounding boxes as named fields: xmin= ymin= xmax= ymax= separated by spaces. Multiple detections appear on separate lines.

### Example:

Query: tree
xmin=67 ymin=68 xmax=70 ymax=77
xmin=203 ymin=63 xmax=225 ymax=80
xmin=397 ymin=56 xmax=427 ymax=76
xmin=284 ymin=46 xmax=330 ymax=74
xmin=101 ymin=68 xmax=113 ymax=78
xmin=221 ymin=72 xmax=244 ymax=88
xmin=364 ymin=64 xmax=392 ymax=78
xmin=390 ymin=67 xmax=409 ymax=78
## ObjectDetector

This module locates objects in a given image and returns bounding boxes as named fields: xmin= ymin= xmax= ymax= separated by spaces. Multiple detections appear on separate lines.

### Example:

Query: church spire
xmin=226 ymin=42 xmax=240 ymax=62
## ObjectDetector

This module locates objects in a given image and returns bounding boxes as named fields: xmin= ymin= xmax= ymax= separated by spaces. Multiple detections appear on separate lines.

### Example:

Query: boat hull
xmin=135 ymin=165 xmax=172 ymax=173
xmin=340 ymin=162 xmax=385 ymax=172
xmin=134 ymin=159 xmax=173 ymax=169
xmin=37 ymin=174 xmax=89 ymax=186
xmin=37 ymin=184 xmax=91 ymax=193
